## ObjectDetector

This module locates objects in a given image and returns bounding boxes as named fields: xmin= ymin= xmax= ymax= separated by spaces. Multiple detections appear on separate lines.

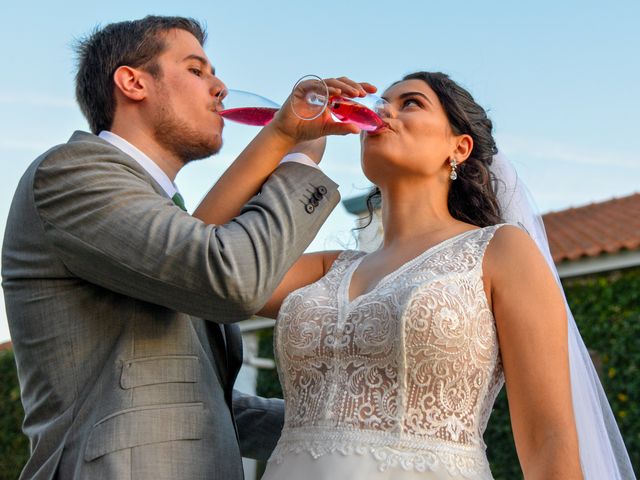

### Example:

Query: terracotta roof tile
xmin=0 ymin=341 xmax=12 ymax=351
xmin=543 ymin=192 xmax=640 ymax=263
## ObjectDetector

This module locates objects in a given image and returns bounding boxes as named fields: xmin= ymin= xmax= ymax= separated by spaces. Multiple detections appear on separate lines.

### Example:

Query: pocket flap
xmin=84 ymin=402 xmax=204 ymax=462
xmin=120 ymin=355 xmax=200 ymax=389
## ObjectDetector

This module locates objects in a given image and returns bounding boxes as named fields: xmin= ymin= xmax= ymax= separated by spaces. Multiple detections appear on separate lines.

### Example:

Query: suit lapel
xmin=203 ymin=320 xmax=230 ymax=390
xmin=222 ymin=324 xmax=243 ymax=446
xmin=203 ymin=322 xmax=242 ymax=394
xmin=224 ymin=324 xmax=243 ymax=389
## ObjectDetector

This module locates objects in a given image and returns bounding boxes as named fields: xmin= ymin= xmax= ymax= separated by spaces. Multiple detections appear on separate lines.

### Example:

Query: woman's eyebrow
xmin=397 ymin=91 xmax=433 ymax=105
xmin=381 ymin=91 xmax=433 ymax=105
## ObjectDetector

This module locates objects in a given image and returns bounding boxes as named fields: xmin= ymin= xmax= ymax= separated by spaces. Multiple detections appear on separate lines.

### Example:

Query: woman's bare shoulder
xmin=490 ymin=224 xmax=539 ymax=254
xmin=484 ymin=224 xmax=549 ymax=283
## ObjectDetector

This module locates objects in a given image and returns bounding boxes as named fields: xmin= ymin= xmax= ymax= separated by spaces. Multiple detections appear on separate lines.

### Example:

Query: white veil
xmin=490 ymin=152 xmax=636 ymax=479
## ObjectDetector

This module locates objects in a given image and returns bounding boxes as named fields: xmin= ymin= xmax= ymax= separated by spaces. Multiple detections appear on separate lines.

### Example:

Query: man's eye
xmin=189 ymin=68 xmax=202 ymax=77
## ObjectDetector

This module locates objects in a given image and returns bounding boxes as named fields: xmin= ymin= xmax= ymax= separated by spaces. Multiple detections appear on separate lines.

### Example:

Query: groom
xmin=1 ymin=16 xmax=339 ymax=480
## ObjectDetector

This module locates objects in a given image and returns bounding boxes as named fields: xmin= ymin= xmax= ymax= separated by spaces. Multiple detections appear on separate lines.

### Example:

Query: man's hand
xmin=288 ymin=138 xmax=327 ymax=165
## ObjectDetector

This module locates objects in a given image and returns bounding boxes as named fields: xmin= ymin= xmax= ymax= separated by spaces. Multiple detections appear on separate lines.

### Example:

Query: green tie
xmin=172 ymin=192 xmax=187 ymax=212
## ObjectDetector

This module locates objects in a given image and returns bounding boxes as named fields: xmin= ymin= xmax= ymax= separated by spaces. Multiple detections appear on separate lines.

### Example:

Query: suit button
xmin=316 ymin=186 xmax=328 ymax=196
xmin=313 ymin=191 xmax=323 ymax=202
xmin=310 ymin=197 xmax=319 ymax=207
xmin=305 ymin=204 xmax=315 ymax=214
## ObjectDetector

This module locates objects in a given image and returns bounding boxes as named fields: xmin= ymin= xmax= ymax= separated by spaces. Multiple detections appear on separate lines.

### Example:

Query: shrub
xmin=564 ymin=267 xmax=640 ymax=470
xmin=0 ymin=349 xmax=29 ymax=479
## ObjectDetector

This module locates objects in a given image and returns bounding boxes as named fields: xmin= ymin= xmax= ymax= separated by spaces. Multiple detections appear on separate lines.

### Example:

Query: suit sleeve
xmin=32 ymin=142 xmax=340 ymax=322
xmin=233 ymin=390 xmax=284 ymax=461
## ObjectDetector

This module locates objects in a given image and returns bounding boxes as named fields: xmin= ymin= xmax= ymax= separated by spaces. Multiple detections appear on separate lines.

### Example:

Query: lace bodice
xmin=271 ymin=225 xmax=507 ymax=478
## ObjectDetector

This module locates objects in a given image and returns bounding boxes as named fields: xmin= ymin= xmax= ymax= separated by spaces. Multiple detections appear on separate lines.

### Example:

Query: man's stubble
xmin=152 ymin=85 xmax=223 ymax=165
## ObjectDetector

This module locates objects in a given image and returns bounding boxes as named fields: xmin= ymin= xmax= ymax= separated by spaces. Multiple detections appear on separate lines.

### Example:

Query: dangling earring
xmin=449 ymin=158 xmax=458 ymax=180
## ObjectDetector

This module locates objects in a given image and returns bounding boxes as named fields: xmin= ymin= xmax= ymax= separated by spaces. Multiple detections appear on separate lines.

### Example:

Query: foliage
xmin=0 ymin=350 xmax=29 ymax=479
xmin=563 ymin=267 xmax=640 ymax=471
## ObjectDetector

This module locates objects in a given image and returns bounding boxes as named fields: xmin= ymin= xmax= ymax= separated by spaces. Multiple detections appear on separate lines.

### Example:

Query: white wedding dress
xmin=262 ymin=225 xmax=507 ymax=480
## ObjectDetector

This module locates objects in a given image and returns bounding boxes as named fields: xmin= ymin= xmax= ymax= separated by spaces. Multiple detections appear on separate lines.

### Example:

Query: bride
xmin=195 ymin=72 xmax=635 ymax=479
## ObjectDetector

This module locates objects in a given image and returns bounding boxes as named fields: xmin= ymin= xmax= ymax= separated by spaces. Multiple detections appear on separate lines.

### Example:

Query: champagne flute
xmin=219 ymin=76 xmax=389 ymax=132
xmin=291 ymin=75 xmax=389 ymax=132
xmin=217 ymin=89 xmax=280 ymax=126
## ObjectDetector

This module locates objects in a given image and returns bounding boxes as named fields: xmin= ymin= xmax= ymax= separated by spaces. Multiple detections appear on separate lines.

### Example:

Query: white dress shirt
xmin=99 ymin=130 xmax=180 ymax=199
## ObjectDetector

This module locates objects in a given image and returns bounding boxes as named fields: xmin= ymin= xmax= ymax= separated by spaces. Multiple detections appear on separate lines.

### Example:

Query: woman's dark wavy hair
xmin=361 ymin=71 xmax=502 ymax=228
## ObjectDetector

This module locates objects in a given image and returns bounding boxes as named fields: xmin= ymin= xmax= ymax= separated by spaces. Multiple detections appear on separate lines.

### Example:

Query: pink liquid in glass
xmin=328 ymin=97 xmax=386 ymax=132
xmin=219 ymin=107 xmax=278 ymax=126
xmin=220 ymin=100 xmax=385 ymax=131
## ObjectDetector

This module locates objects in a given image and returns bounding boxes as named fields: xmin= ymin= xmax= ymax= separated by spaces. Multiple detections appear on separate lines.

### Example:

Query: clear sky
xmin=1 ymin=1 xmax=639 ymax=342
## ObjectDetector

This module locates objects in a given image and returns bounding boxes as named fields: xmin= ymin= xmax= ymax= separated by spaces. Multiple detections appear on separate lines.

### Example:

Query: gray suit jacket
xmin=1 ymin=131 xmax=340 ymax=480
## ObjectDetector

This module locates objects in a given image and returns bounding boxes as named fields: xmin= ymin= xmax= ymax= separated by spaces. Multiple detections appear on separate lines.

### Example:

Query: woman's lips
xmin=366 ymin=124 xmax=391 ymax=136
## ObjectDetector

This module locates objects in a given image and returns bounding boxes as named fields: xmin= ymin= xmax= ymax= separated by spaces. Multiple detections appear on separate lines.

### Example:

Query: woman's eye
xmin=402 ymin=98 xmax=421 ymax=108
xmin=189 ymin=68 xmax=202 ymax=77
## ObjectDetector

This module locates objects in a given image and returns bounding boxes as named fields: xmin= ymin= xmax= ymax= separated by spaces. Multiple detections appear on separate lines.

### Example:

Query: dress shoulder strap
xmin=472 ymin=222 xmax=521 ymax=264
xmin=325 ymin=250 xmax=366 ymax=277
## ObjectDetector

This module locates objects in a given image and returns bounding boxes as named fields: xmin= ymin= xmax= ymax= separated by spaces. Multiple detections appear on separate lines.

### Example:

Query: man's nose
xmin=211 ymin=80 xmax=227 ymax=109
xmin=209 ymin=73 xmax=226 ymax=94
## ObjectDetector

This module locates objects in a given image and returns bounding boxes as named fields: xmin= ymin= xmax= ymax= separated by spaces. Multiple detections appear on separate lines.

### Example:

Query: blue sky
xmin=1 ymin=1 xmax=639 ymax=341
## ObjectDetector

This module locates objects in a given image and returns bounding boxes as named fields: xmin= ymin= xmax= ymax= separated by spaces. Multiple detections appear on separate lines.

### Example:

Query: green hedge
xmin=256 ymin=267 xmax=640 ymax=478
xmin=563 ymin=267 xmax=640 ymax=470
xmin=0 ymin=350 xmax=29 ymax=480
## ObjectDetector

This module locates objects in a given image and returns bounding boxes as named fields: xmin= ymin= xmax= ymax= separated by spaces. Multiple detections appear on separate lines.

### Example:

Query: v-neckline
xmin=341 ymin=227 xmax=483 ymax=307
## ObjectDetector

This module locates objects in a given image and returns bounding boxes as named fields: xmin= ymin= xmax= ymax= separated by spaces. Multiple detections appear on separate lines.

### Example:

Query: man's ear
xmin=453 ymin=134 xmax=474 ymax=164
xmin=113 ymin=66 xmax=148 ymax=102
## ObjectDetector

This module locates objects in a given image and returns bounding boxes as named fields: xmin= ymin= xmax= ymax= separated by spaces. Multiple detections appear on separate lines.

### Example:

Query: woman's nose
xmin=375 ymin=100 xmax=395 ymax=119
